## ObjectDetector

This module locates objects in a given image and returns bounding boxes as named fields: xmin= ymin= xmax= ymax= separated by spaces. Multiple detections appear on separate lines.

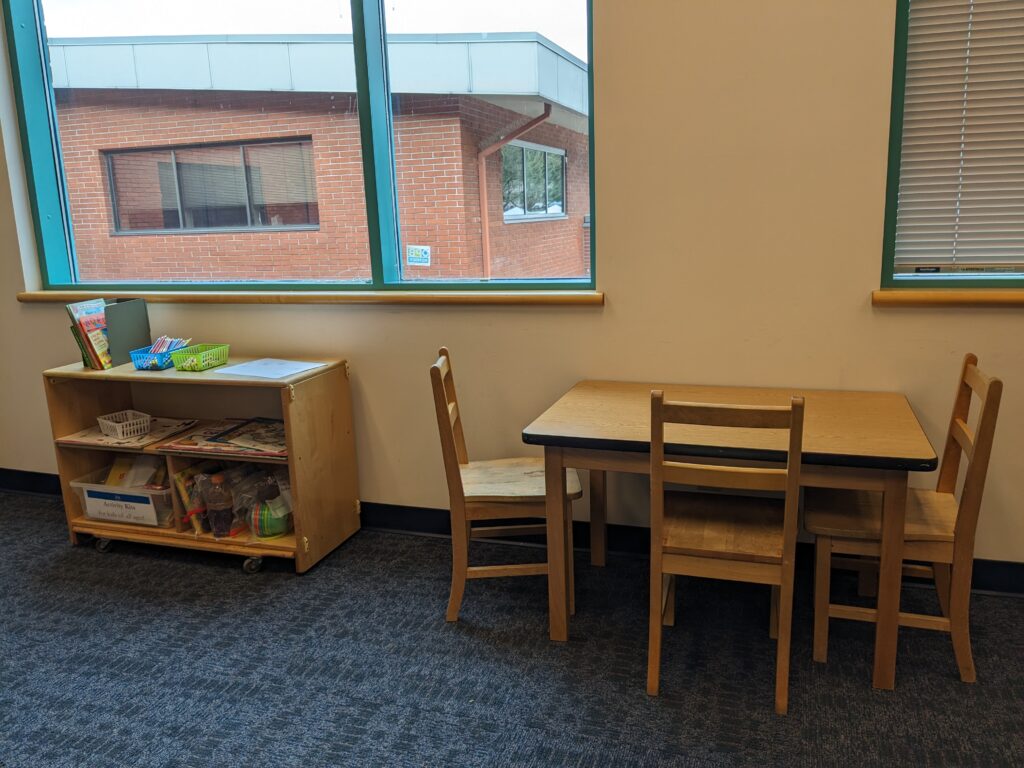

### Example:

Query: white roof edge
xmin=47 ymin=32 xmax=588 ymax=71
xmin=48 ymin=34 xmax=589 ymax=116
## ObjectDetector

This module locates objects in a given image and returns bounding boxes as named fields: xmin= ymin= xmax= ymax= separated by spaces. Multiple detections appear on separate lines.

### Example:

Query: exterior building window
xmin=107 ymin=140 xmax=318 ymax=234
xmin=501 ymin=141 xmax=566 ymax=220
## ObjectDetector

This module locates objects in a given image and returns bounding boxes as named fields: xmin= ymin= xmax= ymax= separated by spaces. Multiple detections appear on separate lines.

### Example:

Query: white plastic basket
xmin=97 ymin=409 xmax=152 ymax=439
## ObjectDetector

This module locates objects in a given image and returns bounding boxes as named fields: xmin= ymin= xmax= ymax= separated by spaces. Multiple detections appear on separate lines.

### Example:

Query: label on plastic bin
xmin=84 ymin=489 xmax=159 ymax=525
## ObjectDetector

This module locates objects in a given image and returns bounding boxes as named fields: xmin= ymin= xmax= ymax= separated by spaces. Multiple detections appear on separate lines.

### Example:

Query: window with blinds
xmin=105 ymin=139 xmax=319 ymax=234
xmin=892 ymin=0 xmax=1024 ymax=277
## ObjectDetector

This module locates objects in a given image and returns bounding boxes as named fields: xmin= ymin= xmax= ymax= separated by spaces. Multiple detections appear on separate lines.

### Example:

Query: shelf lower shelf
xmin=54 ymin=440 xmax=289 ymax=464
xmin=70 ymin=516 xmax=297 ymax=560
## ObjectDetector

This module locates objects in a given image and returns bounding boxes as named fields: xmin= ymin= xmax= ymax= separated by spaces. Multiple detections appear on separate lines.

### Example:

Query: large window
xmin=107 ymin=140 xmax=318 ymax=234
xmin=882 ymin=0 xmax=1024 ymax=288
xmin=2 ymin=0 xmax=595 ymax=290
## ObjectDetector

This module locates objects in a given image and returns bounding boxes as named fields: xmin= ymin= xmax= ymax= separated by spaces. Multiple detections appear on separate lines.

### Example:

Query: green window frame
xmin=881 ymin=0 xmax=1024 ymax=289
xmin=1 ymin=0 xmax=597 ymax=293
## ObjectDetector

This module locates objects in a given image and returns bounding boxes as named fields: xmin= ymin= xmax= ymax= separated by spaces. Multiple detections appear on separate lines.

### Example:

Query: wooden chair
xmin=647 ymin=391 xmax=804 ymax=715
xmin=806 ymin=354 xmax=1003 ymax=682
xmin=430 ymin=347 xmax=583 ymax=622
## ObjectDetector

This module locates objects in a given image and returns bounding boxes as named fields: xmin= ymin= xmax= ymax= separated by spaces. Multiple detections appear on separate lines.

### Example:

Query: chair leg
xmin=813 ymin=536 xmax=831 ymax=663
xmin=446 ymin=514 xmax=469 ymax=622
xmin=933 ymin=563 xmax=952 ymax=618
xmin=566 ymin=501 xmax=576 ymax=616
xmin=663 ymin=574 xmax=676 ymax=627
xmin=769 ymin=585 xmax=779 ymax=639
xmin=646 ymin=557 xmax=664 ymax=696
xmin=774 ymin=571 xmax=795 ymax=716
xmin=949 ymin=575 xmax=976 ymax=683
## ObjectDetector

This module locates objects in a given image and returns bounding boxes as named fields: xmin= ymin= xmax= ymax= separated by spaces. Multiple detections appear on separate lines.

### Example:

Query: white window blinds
xmin=894 ymin=0 xmax=1024 ymax=274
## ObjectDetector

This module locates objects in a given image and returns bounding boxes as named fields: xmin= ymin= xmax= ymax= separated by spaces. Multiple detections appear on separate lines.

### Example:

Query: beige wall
xmin=1 ymin=1 xmax=1022 ymax=562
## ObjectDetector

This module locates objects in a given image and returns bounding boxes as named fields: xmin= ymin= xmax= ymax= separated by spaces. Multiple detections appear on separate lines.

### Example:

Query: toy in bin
xmin=249 ymin=477 xmax=293 ymax=539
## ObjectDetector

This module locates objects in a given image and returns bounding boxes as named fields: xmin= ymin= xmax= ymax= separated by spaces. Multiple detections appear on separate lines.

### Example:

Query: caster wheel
xmin=94 ymin=538 xmax=114 ymax=554
xmin=243 ymin=556 xmax=263 ymax=574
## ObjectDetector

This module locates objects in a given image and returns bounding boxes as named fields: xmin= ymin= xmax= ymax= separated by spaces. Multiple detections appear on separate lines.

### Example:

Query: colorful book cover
xmin=67 ymin=300 xmax=107 ymax=369
xmin=79 ymin=307 xmax=112 ymax=369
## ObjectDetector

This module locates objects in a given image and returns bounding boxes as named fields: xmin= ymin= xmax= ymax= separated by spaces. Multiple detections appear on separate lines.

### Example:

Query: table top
xmin=44 ymin=357 xmax=343 ymax=388
xmin=522 ymin=380 xmax=938 ymax=472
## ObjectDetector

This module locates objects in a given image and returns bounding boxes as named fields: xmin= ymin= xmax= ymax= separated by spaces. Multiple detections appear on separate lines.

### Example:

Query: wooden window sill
xmin=17 ymin=289 xmax=605 ymax=307
xmin=872 ymin=289 xmax=1024 ymax=307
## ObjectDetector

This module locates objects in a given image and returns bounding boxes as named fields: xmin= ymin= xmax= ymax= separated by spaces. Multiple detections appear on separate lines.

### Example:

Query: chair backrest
xmin=936 ymin=353 xmax=1003 ymax=555
xmin=650 ymin=392 xmax=805 ymax=564
xmin=430 ymin=347 xmax=469 ymax=505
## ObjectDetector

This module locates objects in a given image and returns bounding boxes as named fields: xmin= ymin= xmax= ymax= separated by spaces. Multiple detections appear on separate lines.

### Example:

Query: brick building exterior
xmin=55 ymin=88 xmax=590 ymax=283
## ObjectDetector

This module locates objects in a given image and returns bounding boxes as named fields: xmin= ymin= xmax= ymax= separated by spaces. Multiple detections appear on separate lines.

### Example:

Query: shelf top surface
xmin=44 ymin=357 xmax=344 ymax=387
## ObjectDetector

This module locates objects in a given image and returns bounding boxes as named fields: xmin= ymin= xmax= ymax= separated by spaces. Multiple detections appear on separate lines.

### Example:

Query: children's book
xmin=66 ymin=299 xmax=112 ymax=369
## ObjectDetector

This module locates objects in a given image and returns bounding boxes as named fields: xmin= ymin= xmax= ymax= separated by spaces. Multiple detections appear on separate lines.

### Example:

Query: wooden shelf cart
xmin=43 ymin=357 xmax=359 ymax=573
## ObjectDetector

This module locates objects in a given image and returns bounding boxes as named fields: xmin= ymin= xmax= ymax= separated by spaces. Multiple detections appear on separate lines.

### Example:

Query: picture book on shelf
xmin=66 ymin=299 xmax=112 ymax=369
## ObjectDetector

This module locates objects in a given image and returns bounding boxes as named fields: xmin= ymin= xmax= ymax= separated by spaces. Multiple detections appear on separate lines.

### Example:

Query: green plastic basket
xmin=170 ymin=344 xmax=230 ymax=372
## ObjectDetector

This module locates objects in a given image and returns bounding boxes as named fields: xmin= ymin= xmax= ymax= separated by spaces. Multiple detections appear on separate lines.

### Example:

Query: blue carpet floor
xmin=1 ymin=490 xmax=1022 ymax=767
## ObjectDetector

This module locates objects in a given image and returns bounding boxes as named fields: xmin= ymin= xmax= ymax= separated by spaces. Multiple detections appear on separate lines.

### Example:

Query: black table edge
xmin=521 ymin=433 xmax=939 ymax=473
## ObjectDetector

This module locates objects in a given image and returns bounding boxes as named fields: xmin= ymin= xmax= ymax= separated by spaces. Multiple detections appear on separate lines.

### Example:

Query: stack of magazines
xmin=159 ymin=418 xmax=287 ymax=458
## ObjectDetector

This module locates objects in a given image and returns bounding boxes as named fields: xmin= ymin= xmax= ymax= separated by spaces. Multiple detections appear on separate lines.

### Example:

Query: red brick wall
xmin=54 ymin=88 xmax=590 ymax=283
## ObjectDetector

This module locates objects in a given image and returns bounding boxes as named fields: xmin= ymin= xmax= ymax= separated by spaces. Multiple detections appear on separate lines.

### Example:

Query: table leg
xmin=873 ymin=471 xmax=908 ymax=690
xmin=545 ymin=446 xmax=569 ymax=642
xmin=589 ymin=469 xmax=607 ymax=566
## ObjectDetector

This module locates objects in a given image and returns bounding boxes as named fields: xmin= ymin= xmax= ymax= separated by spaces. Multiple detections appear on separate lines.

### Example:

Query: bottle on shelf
xmin=205 ymin=474 xmax=234 ymax=539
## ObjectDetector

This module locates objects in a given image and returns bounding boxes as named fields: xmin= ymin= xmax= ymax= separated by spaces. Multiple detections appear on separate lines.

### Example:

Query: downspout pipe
xmin=477 ymin=103 xmax=552 ymax=279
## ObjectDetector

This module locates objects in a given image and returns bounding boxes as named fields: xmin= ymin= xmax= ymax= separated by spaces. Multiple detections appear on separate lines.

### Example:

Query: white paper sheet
xmin=217 ymin=358 xmax=327 ymax=379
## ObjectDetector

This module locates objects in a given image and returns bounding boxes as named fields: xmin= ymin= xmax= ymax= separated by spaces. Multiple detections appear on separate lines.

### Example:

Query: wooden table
xmin=522 ymin=380 xmax=937 ymax=690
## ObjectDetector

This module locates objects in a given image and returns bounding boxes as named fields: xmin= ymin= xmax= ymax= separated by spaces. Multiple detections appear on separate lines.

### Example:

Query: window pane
xmin=245 ymin=142 xmax=318 ymax=227
xmin=175 ymin=146 xmax=249 ymax=229
xmin=501 ymin=145 xmax=525 ymax=215
xmin=385 ymin=0 xmax=591 ymax=281
xmin=108 ymin=151 xmax=180 ymax=231
xmin=546 ymin=154 xmax=564 ymax=215
xmin=524 ymin=148 xmax=547 ymax=214
xmin=41 ymin=0 xmax=370 ymax=284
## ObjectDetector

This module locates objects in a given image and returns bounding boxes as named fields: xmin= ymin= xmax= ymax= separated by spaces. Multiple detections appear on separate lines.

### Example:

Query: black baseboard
xmin=0 ymin=467 xmax=62 ymax=496
xmin=362 ymin=501 xmax=1023 ymax=595
xmin=2 ymin=469 xmax=1019 ymax=595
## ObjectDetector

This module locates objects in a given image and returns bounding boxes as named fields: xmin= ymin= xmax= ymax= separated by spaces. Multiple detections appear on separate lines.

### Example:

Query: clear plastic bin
xmin=71 ymin=467 xmax=175 ymax=527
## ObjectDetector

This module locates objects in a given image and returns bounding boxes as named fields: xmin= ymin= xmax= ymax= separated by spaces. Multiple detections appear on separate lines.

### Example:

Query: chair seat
xmin=460 ymin=457 xmax=583 ymax=503
xmin=804 ymin=488 xmax=956 ymax=543
xmin=662 ymin=491 xmax=785 ymax=564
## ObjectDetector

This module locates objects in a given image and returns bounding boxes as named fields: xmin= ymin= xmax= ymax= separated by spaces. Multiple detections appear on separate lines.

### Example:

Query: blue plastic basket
xmin=130 ymin=344 xmax=175 ymax=371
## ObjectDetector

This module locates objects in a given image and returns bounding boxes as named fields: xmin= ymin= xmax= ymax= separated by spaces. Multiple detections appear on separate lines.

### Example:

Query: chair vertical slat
xmin=937 ymin=353 xmax=977 ymax=494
